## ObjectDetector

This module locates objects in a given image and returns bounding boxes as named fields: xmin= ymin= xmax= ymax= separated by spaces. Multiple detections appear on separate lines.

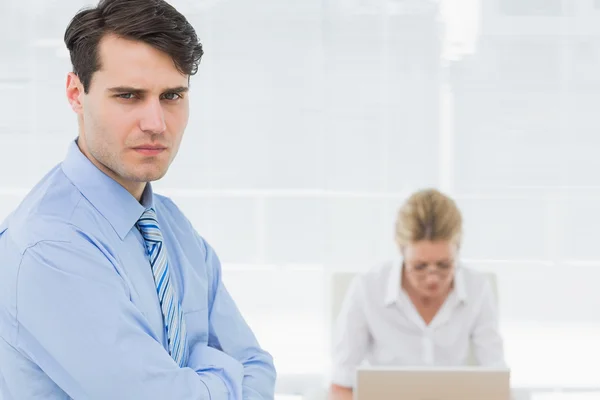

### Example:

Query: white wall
xmin=1 ymin=0 xmax=600 ymax=391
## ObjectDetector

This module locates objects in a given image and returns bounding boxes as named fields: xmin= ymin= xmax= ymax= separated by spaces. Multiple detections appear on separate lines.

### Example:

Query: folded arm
xmin=15 ymin=232 xmax=232 ymax=400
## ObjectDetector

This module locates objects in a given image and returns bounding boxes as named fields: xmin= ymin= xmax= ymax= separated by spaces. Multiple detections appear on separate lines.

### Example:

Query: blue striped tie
xmin=137 ymin=208 xmax=189 ymax=367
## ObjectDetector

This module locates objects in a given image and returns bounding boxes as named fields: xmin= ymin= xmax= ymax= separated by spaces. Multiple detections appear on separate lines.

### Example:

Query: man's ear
xmin=66 ymin=72 xmax=84 ymax=114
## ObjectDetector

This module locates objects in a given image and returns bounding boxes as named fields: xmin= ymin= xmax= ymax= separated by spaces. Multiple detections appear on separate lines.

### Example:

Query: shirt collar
xmin=383 ymin=259 xmax=468 ymax=306
xmin=61 ymin=139 xmax=154 ymax=240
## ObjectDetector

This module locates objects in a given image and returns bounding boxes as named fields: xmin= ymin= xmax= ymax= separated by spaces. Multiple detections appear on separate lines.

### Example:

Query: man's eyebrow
xmin=164 ymin=86 xmax=189 ymax=93
xmin=106 ymin=86 xmax=189 ymax=94
xmin=107 ymin=86 xmax=145 ymax=94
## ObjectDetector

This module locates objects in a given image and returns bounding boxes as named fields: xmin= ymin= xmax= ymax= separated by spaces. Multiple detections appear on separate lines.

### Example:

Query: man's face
xmin=67 ymin=34 xmax=190 ymax=197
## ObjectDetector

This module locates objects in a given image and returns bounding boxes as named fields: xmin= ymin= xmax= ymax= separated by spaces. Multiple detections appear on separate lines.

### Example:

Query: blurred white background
xmin=2 ymin=0 xmax=600 ymax=396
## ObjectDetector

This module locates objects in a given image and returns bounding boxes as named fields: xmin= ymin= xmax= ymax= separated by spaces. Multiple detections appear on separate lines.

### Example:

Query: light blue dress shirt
xmin=0 ymin=141 xmax=276 ymax=400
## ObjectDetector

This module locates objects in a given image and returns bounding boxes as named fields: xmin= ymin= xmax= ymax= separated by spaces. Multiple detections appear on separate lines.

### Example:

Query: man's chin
xmin=129 ymin=168 xmax=168 ymax=183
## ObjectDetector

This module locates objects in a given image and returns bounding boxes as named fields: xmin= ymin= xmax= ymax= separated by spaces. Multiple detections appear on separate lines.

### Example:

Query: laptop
xmin=355 ymin=366 xmax=510 ymax=400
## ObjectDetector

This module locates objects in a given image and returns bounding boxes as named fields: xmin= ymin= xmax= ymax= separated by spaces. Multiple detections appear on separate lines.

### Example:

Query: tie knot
xmin=137 ymin=208 xmax=158 ymax=225
xmin=139 ymin=208 xmax=158 ymax=223
xmin=137 ymin=208 xmax=161 ymax=239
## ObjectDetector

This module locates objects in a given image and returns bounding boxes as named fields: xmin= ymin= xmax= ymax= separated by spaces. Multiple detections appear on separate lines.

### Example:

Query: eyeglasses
xmin=405 ymin=260 xmax=455 ymax=277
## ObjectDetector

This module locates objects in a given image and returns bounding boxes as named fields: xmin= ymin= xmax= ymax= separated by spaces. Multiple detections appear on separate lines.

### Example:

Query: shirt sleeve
xmin=330 ymin=275 xmax=371 ymax=388
xmin=187 ymin=237 xmax=276 ymax=400
xmin=15 ymin=231 xmax=230 ymax=400
xmin=471 ymin=280 xmax=506 ymax=367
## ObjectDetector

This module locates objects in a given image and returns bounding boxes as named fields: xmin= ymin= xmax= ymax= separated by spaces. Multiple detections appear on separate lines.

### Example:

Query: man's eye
xmin=162 ymin=92 xmax=182 ymax=101
xmin=117 ymin=93 xmax=135 ymax=99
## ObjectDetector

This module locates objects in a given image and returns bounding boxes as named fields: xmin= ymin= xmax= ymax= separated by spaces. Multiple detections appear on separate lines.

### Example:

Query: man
xmin=0 ymin=0 xmax=276 ymax=399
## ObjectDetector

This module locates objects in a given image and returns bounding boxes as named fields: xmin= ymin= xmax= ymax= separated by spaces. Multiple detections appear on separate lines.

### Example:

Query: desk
xmin=275 ymin=373 xmax=600 ymax=400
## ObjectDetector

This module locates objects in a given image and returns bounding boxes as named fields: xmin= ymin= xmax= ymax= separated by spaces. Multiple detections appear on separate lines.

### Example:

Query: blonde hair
xmin=395 ymin=188 xmax=462 ymax=247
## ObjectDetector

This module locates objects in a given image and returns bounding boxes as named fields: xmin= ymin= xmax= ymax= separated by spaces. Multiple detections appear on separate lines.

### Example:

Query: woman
xmin=329 ymin=188 xmax=505 ymax=400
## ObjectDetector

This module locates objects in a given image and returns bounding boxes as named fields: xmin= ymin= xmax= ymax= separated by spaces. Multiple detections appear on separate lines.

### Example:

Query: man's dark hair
xmin=64 ymin=0 xmax=203 ymax=93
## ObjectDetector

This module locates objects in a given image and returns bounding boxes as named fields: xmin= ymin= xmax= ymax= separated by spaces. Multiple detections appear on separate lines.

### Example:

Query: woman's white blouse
xmin=331 ymin=261 xmax=506 ymax=387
